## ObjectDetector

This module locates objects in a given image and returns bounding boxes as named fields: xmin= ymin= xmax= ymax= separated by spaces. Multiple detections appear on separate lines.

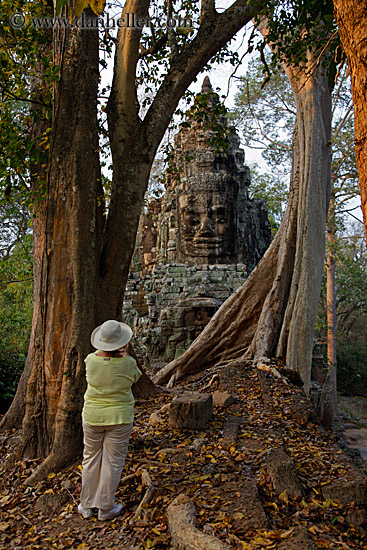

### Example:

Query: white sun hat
xmin=91 ymin=320 xmax=133 ymax=351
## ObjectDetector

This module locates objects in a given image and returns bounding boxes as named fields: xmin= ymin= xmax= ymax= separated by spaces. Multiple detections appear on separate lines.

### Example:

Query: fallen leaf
xmin=280 ymin=527 xmax=295 ymax=539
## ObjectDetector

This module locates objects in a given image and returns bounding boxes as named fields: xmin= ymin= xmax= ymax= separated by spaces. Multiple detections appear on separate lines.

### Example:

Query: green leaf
xmin=75 ymin=0 xmax=90 ymax=18
xmin=90 ymin=0 xmax=106 ymax=16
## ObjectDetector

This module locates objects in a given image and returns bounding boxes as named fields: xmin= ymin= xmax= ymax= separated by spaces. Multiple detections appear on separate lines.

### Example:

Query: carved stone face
xmin=156 ymin=110 xmax=259 ymax=265
xmin=177 ymin=181 xmax=236 ymax=262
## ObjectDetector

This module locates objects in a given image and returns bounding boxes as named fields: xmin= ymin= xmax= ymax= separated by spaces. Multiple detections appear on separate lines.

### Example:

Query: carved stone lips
xmin=192 ymin=238 xmax=222 ymax=247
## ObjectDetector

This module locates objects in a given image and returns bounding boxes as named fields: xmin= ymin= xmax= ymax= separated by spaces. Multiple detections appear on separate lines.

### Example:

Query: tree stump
xmin=169 ymin=393 xmax=212 ymax=429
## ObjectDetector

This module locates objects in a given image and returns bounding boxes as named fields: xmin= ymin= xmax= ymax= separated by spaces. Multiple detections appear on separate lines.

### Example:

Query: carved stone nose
xmin=198 ymin=216 xmax=215 ymax=236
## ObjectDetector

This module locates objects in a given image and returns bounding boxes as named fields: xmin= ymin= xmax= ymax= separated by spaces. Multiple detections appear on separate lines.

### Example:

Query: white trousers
xmin=80 ymin=422 xmax=133 ymax=510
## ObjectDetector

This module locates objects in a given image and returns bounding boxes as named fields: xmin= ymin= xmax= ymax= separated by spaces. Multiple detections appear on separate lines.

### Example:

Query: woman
xmin=78 ymin=320 xmax=142 ymax=521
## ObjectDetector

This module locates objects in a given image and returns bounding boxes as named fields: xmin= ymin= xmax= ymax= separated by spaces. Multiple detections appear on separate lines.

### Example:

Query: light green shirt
xmin=82 ymin=352 xmax=142 ymax=426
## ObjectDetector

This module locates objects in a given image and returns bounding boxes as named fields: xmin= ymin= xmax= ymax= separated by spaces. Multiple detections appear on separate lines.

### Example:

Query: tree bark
xmin=17 ymin=8 xmax=104 ymax=481
xmin=326 ymin=195 xmax=337 ymax=417
xmin=155 ymin=50 xmax=332 ymax=393
xmin=276 ymin=55 xmax=332 ymax=388
xmin=333 ymin=0 xmax=367 ymax=247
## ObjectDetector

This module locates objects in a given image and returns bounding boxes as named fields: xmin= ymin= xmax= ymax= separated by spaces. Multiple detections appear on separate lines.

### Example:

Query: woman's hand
xmin=120 ymin=343 xmax=130 ymax=356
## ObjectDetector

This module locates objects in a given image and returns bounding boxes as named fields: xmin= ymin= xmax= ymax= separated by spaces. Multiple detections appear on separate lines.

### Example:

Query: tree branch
xmin=143 ymin=0 xmax=268 ymax=144
xmin=139 ymin=32 xmax=168 ymax=59
xmin=0 ymin=83 xmax=49 ymax=108
xmin=331 ymin=65 xmax=350 ymax=119
xmin=243 ymin=78 xmax=291 ymax=151
xmin=259 ymin=39 xmax=271 ymax=89
xmin=200 ymin=0 xmax=216 ymax=22
xmin=167 ymin=0 xmax=178 ymax=54
xmin=333 ymin=105 xmax=353 ymax=138
xmin=130 ymin=469 xmax=155 ymax=522
xmin=225 ymin=26 xmax=256 ymax=98
xmin=0 ymin=277 xmax=33 ymax=286
xmin=107 ymin=0 xmax=150 ymax=126
xmin=273 ymin=90 xmax=297 ymax=116
xmin=344 ymin=211 xmax=364 ymax=224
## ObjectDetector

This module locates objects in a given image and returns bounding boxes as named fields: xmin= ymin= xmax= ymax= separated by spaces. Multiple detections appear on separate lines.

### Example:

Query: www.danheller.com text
xmin=17 ymin=12 xmax=193 ymax=30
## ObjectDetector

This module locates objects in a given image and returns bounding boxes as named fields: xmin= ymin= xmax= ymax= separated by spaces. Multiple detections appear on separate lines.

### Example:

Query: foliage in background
xmin=0 ymin=233 xmax=33 ymax=412
xmin=247 ymin=163 xmax=288 ymax=235
xmin=316 ymin=229 xmax=367 ymax=395
xmin=0 ymin=188 xmax=31 ymax=257
xmin=335 ymin=233 xmax=367 ymax=395
xmin=0 ymin=0 xmax=51 ymax=411
xmin=232 ymin=55 xmax=294 ymax=174
xmin=0 ymin=0 xmax=53 ymax=208
xmin=337 ymin=344 xmax=367 ymax=397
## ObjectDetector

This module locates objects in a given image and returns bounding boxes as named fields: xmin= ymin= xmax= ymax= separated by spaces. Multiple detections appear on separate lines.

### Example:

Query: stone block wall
xmin=123 ymin=263 xmax=248 ymax=369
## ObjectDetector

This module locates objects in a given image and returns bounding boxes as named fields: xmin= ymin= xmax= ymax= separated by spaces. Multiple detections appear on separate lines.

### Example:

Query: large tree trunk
xmin=276 ymin=57 xmax=332 ymax=386
xmin=333 ymin=0 xmax=367 ymax=246
xmin=155 ymin=52 xmax=332 ymax=393
xmin=16 ymin=9 xmax=104 ymax=482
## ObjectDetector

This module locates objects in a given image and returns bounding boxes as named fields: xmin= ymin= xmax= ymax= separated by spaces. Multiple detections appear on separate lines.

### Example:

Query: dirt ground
xmin=1 ymin=364 xmax=367 ymax=549
xmin=338 ymin=395 xmax=367 ymax=421
xmin=337 ymin=395 xmax=367 ymax=462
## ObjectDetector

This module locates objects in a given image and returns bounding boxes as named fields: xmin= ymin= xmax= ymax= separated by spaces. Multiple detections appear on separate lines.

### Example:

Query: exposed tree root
xmin=24 ymin=447 xmax=77 ymax=486
xmin=0 ymin=358 xmax=31 ymax=431
xmin=120 ymin=472 xmax=138 ymax=485
xmin=130 ymin=469 xmax=155 ymax=522
xmin=167 ymin=494 xmax=230 ymax=550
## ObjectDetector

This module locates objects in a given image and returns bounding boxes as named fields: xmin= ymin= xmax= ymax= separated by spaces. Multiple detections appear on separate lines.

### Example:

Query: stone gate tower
xmin=155 ymin=76 xmax=270 ymax=269
xmin=124 ymin=78 xmax=271 ymax=367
